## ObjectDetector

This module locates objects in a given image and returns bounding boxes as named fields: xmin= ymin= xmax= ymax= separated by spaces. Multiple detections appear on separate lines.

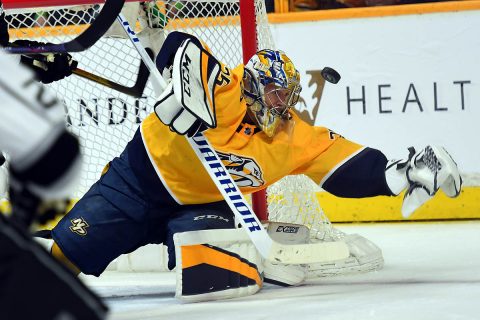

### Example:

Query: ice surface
xmin=81 ymin=221 xmax=480 ymax=320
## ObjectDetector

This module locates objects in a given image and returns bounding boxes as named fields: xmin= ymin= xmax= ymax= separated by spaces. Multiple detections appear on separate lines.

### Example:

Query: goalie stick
xmin=3 ymin=0 xmax=125 ymax=54
xmin=117 ymin=14 xmax=350 ymax=264
xmin=72 ymin=46 xmax=152 ymax=98
xmin=72 ymin=56 xmax=150 ymax=98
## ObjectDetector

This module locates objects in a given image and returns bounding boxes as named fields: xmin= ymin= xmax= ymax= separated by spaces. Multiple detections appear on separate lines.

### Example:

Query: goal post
xmin=239 ymin=0 xmax=268 ymax=221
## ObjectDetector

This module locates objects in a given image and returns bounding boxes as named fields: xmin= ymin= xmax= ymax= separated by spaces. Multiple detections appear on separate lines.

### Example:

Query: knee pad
xmin=166 ymin=202 xmax=234 ymax=270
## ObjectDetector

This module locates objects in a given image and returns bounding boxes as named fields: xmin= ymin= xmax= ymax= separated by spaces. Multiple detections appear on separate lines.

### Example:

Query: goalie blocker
xmin=154 ymin=35 xmax=220 ymax=137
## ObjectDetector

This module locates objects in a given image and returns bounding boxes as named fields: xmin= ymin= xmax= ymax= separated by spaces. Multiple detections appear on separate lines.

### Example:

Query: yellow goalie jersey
xmin=137 ymin=63 xmax=364 ymax=205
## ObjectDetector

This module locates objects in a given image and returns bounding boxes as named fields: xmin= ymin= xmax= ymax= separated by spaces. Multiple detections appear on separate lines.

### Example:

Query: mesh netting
xmin=267 ymin=175 xmax=346 ymax=241
xmin=5 ymin=0 xmax=337 ymax=241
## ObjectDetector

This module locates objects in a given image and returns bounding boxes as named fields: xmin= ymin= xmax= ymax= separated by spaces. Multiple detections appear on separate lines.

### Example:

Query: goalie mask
xmin=242 ymin=49 xmax=301 ymax=137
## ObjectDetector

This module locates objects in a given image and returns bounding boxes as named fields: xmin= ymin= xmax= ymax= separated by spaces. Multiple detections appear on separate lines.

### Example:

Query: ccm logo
xmin=181 ymin=54 xmax=192 ymax=97
xmin=194 ymin=215 xmax=230 ymax=223
xmin=276 ymin=226 xmax=299 ymax=234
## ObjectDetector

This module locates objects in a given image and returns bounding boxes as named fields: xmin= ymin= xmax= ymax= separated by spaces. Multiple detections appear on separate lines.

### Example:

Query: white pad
xmin=263 ymin=222 xmax=309 ymax=286
xmin=155 ymin=82 xmax=197 ymax=134
xmin=34 ymin=237 xmax=54 ymax=253
xmin=263 ymin=223 xmax=383 ymax=283
xmin=307 ymin=234 xmax=384 ymax=278
xmin=153 ymin=82 xmax=199 ymax=136
xmin=154 ymin=82 xmax=182 ymax=126
xmin=430 ymin=146 xmax=462 ymax=198
xmin=174 ymin=228 xmax=263 ymax=302
xmin=172 ymin=38 xmax=220 ymax=128
xmin=402 ymin=187 xmax=432 ymax=218
xmin=171 ymin=109 xmax=198 ymax=135
xmin=154 ymin=39 xmax=221 ymax=135
xmin=0 ymin=164 xmax=8 ymax=199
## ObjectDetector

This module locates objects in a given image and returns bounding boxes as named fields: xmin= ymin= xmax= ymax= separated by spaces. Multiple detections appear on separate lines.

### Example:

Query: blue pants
xmin=52 ymin=151 xmax=234 ymax=276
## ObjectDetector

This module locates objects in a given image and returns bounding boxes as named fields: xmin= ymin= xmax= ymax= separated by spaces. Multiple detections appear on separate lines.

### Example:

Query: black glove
xmin=0 ymin=152 xmax=5 ymax=167
xmin=0 ymin=2 xmax=10 ymax=47
xmin=14 ymin=40 xmax=78 ymax=84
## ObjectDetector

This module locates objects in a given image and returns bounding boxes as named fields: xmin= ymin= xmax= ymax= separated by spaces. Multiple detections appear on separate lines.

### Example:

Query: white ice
xmin=81 ymin=221 xmax=480 ymax=320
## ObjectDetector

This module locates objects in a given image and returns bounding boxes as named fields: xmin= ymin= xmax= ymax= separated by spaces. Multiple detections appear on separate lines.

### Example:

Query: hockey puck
xmin=321 ymin=67 xmax=341 ymax=84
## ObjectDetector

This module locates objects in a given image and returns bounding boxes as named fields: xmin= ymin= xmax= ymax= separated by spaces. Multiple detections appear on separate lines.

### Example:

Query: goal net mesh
xmin=4 ymin=0 xmax=343 ymax=243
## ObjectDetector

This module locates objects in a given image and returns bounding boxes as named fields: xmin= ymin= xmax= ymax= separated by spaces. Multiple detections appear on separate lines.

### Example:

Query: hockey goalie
xmin=4 ymin=0 xmax=458 ymax=299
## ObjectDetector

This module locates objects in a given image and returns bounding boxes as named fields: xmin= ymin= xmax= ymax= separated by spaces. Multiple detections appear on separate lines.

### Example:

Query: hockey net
xmin=4 ymin=0 xmax=383 ymax=277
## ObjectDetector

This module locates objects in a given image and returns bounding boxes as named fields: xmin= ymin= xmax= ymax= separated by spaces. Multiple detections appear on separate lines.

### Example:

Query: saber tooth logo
xmin=69 ymin=217 xmax=89 ymax=236
xmin=216 ymin=152 xmax=264 ymax=187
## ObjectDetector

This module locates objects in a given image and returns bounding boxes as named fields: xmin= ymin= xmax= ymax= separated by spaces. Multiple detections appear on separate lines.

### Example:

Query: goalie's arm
xmin=154 ymin=32 xmax=221 ymax=137
xmin=302 ymin=141 xmax=461 ymax=218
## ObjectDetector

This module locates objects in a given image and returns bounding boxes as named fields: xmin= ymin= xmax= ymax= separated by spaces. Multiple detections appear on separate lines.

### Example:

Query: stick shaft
xmin=116 ymin=14 xmax=166 ymax=95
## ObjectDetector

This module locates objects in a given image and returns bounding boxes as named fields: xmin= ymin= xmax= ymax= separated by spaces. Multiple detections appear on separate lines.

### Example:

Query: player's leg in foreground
xmin=0 ymin=51 xmax=107 ymax=319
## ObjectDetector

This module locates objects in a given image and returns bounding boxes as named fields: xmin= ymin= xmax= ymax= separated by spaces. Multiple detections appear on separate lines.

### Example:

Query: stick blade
xmin=268 ymin=241 xmax=350 ymax=264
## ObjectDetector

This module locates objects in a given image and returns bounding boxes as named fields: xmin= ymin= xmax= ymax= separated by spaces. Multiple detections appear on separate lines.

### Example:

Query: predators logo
xmin=217 ymin=152 xmax=264 ymax=187
xmin=294 ymin=70 xmax=325 ymax=126
xmin=69 ymin=217 xmax=89 ymax=236
xmin=294 ymin=67 xmax=340 ymax=125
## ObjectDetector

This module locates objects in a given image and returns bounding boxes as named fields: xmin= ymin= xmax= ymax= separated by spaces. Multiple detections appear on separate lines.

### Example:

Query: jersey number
xmin=216 ymin=65 xmax=231 ymax=87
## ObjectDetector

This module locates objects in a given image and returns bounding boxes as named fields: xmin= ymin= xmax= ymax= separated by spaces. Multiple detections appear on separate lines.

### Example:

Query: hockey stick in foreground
xmin=22 ymin=53 xmax=151 ymax=98
xmin=117 ymin=15 xmax=350 ymax=264
xmin=3 ymin=0 xmax=124 ymax=54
